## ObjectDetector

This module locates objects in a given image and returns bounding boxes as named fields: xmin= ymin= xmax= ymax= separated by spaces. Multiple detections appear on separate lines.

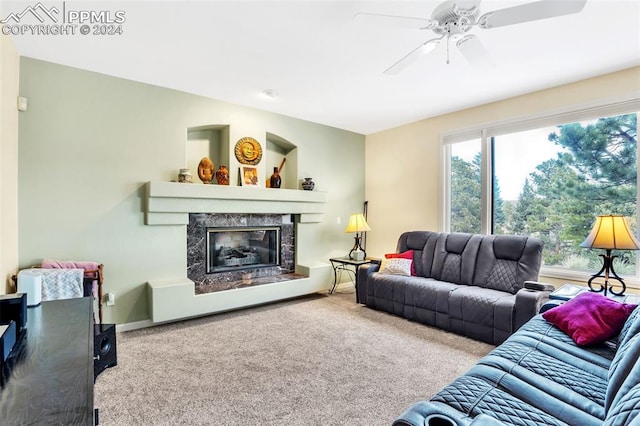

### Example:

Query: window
xmin=444 ymin=101 xmax=639 ymax=278
xmin=449 ymin=139 xmax=481 ymax=233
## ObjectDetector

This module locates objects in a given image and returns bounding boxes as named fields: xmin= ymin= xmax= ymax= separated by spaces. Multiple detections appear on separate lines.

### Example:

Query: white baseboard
xmin=115 ymin=319 xmax=154 ymax=332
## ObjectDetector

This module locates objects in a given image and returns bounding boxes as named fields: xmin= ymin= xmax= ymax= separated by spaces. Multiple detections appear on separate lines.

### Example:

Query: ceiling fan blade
xmin=456 ymin=35 xmax=494 ymax=67
xmin=353 ymin=12 xmax=438 ymax=30
xmin=478 ymin=0 xmax=587 ymax=29
xmin=384 ymin=38 xmax=442 ymax=75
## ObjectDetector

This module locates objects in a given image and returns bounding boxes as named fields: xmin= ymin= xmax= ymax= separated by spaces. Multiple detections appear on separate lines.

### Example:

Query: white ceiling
xmin=5 ymin=0 xmax=640 ymax=134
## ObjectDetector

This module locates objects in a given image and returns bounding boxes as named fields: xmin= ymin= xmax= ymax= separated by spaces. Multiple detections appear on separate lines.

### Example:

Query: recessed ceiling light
xmin=262 ymin=89 xmax=278 ymax=99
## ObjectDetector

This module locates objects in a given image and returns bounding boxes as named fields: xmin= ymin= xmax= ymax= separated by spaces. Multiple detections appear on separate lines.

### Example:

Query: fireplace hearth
xmin=187 ymin=213 xmax=297 ymax=294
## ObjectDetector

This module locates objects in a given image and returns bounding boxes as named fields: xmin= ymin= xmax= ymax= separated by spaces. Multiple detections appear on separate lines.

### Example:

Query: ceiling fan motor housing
xmin=432 ymin=0 xmax=481 ymax=36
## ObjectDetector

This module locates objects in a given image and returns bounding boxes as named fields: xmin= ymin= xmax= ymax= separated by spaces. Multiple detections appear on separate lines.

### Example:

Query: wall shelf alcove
xmin=185 ymin=125 xmax=300 ymax=189
xmin=265 ymin=132 xmax=297 ymax=189
xmin=186 ymin=125 xmax=230 ymax=180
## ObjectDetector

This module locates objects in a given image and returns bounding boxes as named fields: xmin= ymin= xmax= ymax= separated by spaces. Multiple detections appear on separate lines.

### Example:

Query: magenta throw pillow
xmin=542 ymin=292 xmax=637 ymax=346
xmin=385 ymin=250 xmax=416 ymax=276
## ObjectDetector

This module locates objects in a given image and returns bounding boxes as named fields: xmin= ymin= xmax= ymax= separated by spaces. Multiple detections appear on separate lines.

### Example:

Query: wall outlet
xmin=106 ymin=293 xmax=115 ymax=306
xmin=336 ymin=216 xmax=341 ymax=225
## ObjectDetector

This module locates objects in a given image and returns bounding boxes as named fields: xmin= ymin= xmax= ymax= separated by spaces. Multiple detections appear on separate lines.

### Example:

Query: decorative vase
xmin=216 ymin=165 xmax=229 ymax=185
xmin=269 ymin=167 xmax=281 ymax=188
xmin=178 ymin=168 xmax=193 ymax=183
xmin=197 ymin=157 xmax=215 ymax=184
xmin=301 ymin=177 xmax=315 ymax=191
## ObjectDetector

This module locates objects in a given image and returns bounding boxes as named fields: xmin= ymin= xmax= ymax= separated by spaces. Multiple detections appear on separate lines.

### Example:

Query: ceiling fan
xmin=354 ymin=0 xmax=587 ymax=73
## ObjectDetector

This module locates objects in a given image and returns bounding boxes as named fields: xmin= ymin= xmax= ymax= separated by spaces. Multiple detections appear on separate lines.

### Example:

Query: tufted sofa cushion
xmin=431 ymin=233 xmax=482 ymax=285
xmin=606 ymin=307 xmax=640 ymax=413
xmin=473 ymin=235 xmax=543 ymax=294
xmin=618 ymin=305 xmax=640 ymax=348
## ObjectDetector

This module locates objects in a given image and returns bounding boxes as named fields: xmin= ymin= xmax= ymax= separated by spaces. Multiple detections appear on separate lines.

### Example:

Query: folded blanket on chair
xmin=42 ymin=259 xmax=99 ymax=272
xmin=41 ymin=259 xmax=100 ymax=297
xmin=39 ymin=268 xmax=84 ymax=301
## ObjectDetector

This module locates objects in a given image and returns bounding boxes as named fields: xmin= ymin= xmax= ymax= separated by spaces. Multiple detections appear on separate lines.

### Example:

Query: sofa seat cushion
xmin=448 ymin=286 xmax=516 ymax=343
xmin=368 ymin=273 xmax=419 ymax=316
xmin=403 ymin=279 xmax=465 ymax=330
xmin=480 ymin=338 xmax=608 ymax=414
xmin=430 ymin=373 xmax=596 ymax=426
xmin=516 ymin=315 xmax=615 ymax=365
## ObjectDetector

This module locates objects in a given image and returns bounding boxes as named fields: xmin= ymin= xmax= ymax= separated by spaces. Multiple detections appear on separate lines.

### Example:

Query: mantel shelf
xmin=144 ymin=181 xmax=327 ymax=225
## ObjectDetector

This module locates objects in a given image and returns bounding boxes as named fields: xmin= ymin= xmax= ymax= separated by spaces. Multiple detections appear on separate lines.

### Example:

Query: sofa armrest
xmin=524 ymin=280 xmax=555 ymax=292
xmin=514 ymin=281 xmax=555 ymax=330
xmin=392 ymin=401 xmax=476 ymax=426
xmin=356 ymin=263 xmax=380 ymax=304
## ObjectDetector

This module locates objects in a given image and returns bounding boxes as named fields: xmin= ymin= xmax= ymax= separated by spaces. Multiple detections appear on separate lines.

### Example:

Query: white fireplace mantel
xmin=144 ymin=181 xmax=327 ymax=225
xmin=144 ymin=181 xmax=332 ymax=324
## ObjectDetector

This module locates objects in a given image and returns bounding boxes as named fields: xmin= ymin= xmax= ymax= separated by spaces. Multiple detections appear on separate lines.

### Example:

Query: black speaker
xmin=94 ymin=323 xmax=117 ymax=381
xmin=0 ymin=293 xmax=27 ymax=336
xmin=0 ymin=321 xmax=16 ymax=362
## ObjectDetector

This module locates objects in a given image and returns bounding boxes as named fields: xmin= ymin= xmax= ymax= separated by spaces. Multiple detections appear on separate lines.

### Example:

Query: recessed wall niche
xmin=266 ymin=132 xmax=297 ymax=189
xmin=186 ymin=125 xmax=230 ymax=182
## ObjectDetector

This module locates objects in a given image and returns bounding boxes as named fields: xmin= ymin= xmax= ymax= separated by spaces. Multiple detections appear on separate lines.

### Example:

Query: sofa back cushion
xmin=606 ymin=330 xmax=640 ymax=414
xmin=604 ymin=369 xmax=640 ymax=425
xmin=472 ymin=235 xmax=543 ymax=294
xmin=618 ymin=305 xmax=640 ymax=348
xmin=431 ymin=233 xmax=482 ymax=285
xmin=396 ymin=231 xmax=440 ymax=278
xmin=606 ymin=306 xmax=640 ymax=414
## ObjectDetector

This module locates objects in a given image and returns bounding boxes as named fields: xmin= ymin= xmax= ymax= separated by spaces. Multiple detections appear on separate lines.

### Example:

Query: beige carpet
xmin=95 ymin=292 xmax=493 ymax=425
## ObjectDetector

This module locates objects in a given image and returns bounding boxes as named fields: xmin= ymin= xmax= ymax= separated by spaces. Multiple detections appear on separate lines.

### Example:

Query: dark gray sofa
xmin=393 ymin=306 xmax=640 ymax=425
xmin=357 ymin=231 xmax=548 ymax=345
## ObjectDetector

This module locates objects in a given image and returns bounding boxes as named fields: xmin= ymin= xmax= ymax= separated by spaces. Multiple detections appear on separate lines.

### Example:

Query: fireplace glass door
xmin=206 ymin=226 xmax=280 ymax=273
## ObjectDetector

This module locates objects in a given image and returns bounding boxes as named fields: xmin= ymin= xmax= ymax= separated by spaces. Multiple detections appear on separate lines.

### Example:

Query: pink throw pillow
xmin=542 ymin=292 xmax=637 ymax=346
xmin=385 ymin=250 xmax=416 ymax=276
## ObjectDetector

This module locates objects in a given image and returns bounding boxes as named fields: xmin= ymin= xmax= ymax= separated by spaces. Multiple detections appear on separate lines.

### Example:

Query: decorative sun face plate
xmin=234 ymin=137 xmax=263 ymax=165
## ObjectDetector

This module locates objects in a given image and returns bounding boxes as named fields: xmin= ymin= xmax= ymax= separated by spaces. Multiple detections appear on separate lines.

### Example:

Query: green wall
xmin=18 ymin=57 xmax=365 ymax=325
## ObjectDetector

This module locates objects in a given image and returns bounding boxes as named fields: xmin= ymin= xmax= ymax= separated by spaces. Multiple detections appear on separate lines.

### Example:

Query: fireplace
xmin=187 ymin=213 xmax=298 ymax=294
xmin=207 ymin=226 xmax=280 ymax=273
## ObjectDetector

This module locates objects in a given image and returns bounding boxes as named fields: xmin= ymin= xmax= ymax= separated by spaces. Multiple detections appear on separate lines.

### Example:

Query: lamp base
xmin=348 ymin=233 xmax=366 ymax=260
xmin=587 ymin=250 xmax=626 ymax=297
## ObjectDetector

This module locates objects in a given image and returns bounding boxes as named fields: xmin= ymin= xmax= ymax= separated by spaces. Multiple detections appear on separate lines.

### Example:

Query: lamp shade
xmin=580 ymin=215 xmax=640 ymax=250
xmin=345 ymin=213 xmax=371 ymax=234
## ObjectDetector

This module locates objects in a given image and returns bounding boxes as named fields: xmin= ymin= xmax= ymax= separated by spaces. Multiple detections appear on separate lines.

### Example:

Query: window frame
xmin=440 ymin=96 xmax=640 ymax=282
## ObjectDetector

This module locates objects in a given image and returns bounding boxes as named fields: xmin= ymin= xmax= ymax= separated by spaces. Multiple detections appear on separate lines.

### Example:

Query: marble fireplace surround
xmin=187 ymin=213 xmax=298 ymax=294
xmin=145 ymin=182 xmax=331 ymax=323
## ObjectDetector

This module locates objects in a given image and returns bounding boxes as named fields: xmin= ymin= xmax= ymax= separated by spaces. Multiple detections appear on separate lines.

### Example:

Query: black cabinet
xmin=0 ymin=297 xmax=94 ymax=425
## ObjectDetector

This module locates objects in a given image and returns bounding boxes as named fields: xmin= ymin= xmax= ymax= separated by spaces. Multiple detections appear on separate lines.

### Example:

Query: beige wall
xmin=365 ymin=66 xmax=640 ymax=286
xmin=18 ymin=58 xmax=365 ymax=325
xmin=0 ymin=35 xmax=20 ymax=294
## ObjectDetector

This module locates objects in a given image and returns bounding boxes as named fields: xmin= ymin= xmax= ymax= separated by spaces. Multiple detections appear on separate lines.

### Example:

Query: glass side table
xmin=329 ymin=257 xmax=379 ymax=299
xmin=540 ymin=283 xmax=640 ymax=313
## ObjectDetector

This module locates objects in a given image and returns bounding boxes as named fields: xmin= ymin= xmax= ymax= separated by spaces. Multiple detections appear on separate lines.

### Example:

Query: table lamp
xmin=580 ymin=214 xmax=640 ymax=296
xmin=345 ymin=213 xmax=371 ymax=261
